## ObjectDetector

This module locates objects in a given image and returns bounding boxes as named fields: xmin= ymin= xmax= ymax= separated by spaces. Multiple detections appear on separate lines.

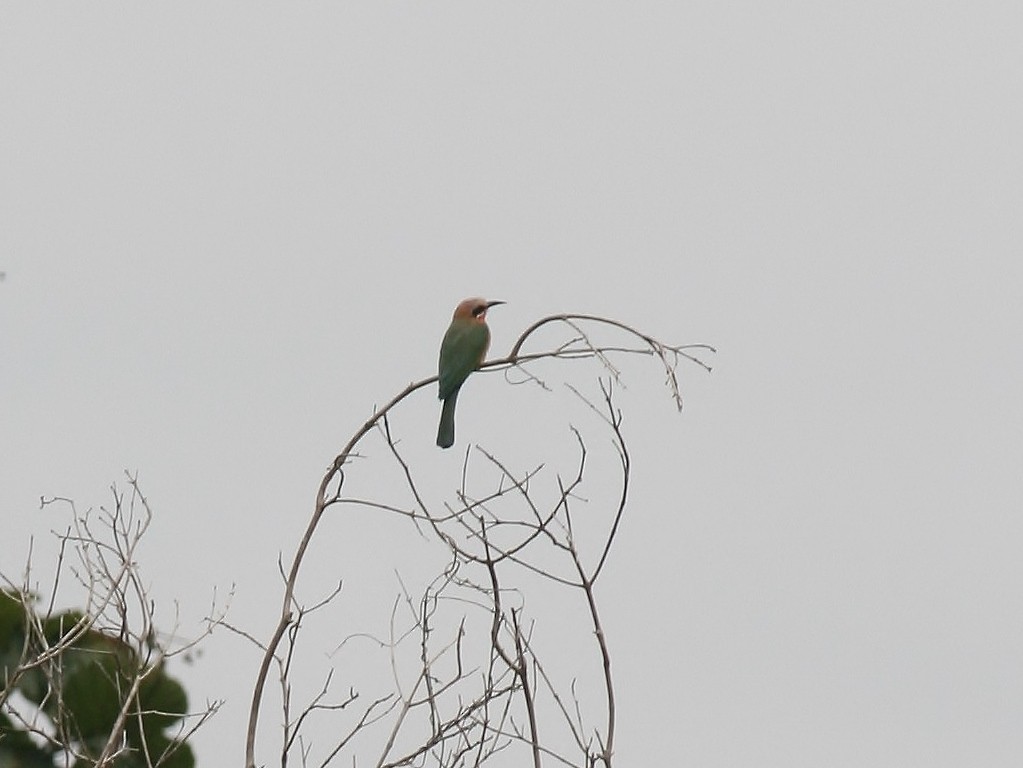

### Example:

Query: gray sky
xmin=3 ymin=3 xmax=1022 ymax=766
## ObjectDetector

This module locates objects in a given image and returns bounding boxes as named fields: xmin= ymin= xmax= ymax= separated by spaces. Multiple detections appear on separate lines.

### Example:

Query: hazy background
xmin=3 ymin=3 xmax=1022 ymax=765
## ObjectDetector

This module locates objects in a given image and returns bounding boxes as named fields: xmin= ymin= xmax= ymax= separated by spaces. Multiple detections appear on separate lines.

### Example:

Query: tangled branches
xmin=1 ymin=475 xmax=223 ymax=768
xmin=245 ymin=313 xmax=713 ymax=768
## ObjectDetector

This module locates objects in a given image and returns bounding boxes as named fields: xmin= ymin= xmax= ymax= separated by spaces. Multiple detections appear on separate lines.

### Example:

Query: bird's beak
xmin=486 ymin=300 xmax=506 ymax=309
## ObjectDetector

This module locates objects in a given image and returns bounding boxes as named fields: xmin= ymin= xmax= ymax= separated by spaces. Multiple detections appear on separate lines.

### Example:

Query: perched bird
xmin=437 ymin=297 xmax=505 ymax=448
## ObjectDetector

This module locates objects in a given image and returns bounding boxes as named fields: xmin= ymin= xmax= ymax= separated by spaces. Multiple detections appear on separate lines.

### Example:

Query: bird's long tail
xmin=436 ymin=391 xmax=459 ymax=449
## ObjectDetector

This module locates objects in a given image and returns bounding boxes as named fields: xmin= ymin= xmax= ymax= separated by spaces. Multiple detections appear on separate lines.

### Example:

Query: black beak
xmin=486 ymin=300 xmax=506 ymax=309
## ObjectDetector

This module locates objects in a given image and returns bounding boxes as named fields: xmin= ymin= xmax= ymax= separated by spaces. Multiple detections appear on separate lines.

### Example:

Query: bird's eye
xmin=472 ymin=306 xmax=485 ymax=317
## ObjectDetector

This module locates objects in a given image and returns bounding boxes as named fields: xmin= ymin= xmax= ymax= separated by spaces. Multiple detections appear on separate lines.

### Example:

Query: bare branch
xmin=244 ymin=310 xmax=709 ymax=768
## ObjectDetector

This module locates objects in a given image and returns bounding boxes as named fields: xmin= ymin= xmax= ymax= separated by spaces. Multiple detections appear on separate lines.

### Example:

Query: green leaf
xmin=0 ymin=591 xmax=29 ymax=680
xmin=0 ymin=711 xmax=57 ymax=768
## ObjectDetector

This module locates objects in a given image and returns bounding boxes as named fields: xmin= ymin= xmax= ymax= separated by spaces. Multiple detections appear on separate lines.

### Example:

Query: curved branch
xmin=245 ymin=311 xmax=712 ymax=768
xmin=246 ymin=378 xmax=435 ymax=767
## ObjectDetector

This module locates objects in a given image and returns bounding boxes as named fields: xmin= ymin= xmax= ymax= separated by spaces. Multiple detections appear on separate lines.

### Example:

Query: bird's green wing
xmin=438 ymin=322 xmax=489 ymax=399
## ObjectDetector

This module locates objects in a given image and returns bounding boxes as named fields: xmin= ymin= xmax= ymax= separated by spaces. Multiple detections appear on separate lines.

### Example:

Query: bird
xmin=436 ymin=297 xmax=505 ymax=448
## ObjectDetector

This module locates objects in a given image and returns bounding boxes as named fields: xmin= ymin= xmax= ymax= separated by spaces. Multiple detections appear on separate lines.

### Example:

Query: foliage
xmin=0 ymin=590 xmax=193 ymax=768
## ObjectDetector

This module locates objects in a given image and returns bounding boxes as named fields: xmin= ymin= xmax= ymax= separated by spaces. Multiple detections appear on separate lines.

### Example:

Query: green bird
xmin=437 ymin=297 xmax=505 ymax=448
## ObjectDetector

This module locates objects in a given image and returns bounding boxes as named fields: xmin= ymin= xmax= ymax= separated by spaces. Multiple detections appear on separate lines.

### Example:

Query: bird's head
xmin=453 ymin=297 xmax=505 ymax=323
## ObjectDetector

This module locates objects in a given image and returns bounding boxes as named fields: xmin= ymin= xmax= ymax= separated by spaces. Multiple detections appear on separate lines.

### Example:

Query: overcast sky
xmin=2 ymin=3 xmax=1022 ymax=766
